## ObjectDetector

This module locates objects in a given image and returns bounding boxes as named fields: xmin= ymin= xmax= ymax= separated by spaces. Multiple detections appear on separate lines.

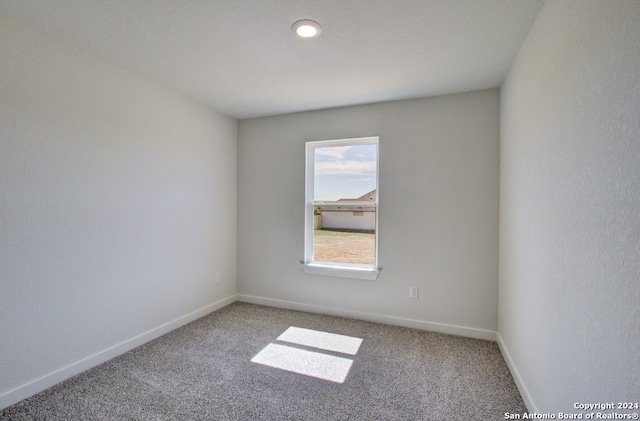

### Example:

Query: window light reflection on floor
xmin=251 ymin=327 xmax=363 ymax=384
xmin=277 ymin=326 xmax=362 ymax=355
xmin=251 ymin=343 xmax=353 ymax=383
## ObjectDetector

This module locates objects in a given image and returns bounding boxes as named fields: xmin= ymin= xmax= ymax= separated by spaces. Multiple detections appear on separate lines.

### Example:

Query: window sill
xmin=302 ymin=262 xmax=381 ymax=280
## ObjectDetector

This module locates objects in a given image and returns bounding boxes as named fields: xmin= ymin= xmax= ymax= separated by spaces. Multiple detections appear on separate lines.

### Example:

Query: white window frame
xmin=303 ymin=136 xmax=381 ymax=280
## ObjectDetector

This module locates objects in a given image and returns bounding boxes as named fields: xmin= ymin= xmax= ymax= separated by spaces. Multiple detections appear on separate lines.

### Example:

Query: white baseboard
xmin=237 ymin=294 xmax=497 ymax=341
xmin=0 ymin=294 xmax=237 ymax=411
xmin=496 ymin=331 xmax=537 ymax=413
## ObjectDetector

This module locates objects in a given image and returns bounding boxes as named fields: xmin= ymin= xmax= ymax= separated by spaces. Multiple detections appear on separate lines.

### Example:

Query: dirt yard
xmin=313 ymin=230 xmax=375 ymax=265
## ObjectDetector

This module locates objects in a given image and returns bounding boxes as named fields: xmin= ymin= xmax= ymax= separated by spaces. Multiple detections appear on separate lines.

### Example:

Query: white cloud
xmin=314 ymin=146 xmax=352 ymax=160
xmin=315 ymin=160 xmax=376 ymax=176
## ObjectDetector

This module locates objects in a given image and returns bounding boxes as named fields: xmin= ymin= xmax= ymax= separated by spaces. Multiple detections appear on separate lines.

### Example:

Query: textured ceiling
xmin=0 ymin=0 xmax=544 ymax=119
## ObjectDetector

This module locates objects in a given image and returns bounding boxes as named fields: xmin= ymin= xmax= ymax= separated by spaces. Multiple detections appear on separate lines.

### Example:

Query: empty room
xmin=1 ymin=1 xmax=638 ymax=420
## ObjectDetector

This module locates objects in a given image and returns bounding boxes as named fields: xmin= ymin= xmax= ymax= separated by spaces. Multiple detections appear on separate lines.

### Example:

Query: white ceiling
xmin=0 ymin=0 xmax=544 ymax=119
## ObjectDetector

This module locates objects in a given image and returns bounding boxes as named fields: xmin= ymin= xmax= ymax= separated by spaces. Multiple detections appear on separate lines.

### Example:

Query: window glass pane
xmin=313 ymin=144 xmax=377 ymax=202
xmin=311 ymin=143 xmax=377 ymax=266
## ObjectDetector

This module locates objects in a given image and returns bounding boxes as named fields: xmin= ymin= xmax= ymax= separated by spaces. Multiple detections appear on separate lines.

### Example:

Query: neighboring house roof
xmin=315 ymin=190 xmax=376 ymax=212
xmin=340 ymin=189 xmax=376 ymax=202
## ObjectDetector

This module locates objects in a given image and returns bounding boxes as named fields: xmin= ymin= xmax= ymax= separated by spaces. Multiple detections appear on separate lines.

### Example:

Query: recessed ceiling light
xmin=292 ymin=19 xmax=322 ymax=38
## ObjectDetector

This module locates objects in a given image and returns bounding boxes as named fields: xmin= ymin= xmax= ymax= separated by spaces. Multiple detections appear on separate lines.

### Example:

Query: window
xmin=303 ymin=137 xmax=380 ymax=280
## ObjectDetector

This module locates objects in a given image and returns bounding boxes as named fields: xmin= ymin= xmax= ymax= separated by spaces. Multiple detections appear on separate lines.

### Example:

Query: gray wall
xmin=0 ymin=18 xmax=238 ymax=407
xmin=499 ymin=0 xmax=640 ymax=412
xmin=238 ymin=90 xmax=500 ymax=338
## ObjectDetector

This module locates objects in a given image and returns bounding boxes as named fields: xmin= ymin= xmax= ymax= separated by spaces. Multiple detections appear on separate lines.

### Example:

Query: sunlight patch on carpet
xmin=251 ymin=327 xmax=363 ymax=383
xmin=251 ymin=343 xmax=354 ymax=383
xmin=277 ymin=326 xmax=362 ymax=355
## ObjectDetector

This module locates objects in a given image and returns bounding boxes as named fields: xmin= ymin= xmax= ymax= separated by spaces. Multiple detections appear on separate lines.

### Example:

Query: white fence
xmin=320 ymin=210 xmax=375 ymax=231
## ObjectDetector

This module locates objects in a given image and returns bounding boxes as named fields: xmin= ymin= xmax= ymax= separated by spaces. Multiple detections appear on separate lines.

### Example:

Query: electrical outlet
xmin=216 ymin=273 xmax=222 ymax=284
xmin=409 ymin=286 xmax=419 ymax=299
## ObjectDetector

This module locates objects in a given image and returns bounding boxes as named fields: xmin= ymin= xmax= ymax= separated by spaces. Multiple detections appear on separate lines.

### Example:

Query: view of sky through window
xmin=314 ymin=144 xmax=377 ymax=201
